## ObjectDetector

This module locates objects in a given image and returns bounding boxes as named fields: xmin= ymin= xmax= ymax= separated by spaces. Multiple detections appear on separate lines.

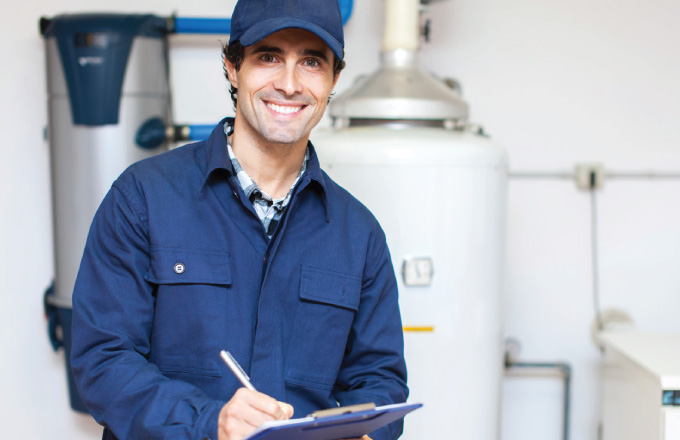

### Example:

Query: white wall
xmin=1 ymin=0 xmax=679 ymax=439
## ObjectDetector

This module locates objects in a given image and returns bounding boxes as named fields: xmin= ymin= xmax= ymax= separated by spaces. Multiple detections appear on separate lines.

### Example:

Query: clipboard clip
xmin=308 ymin=402 xmax=376 ymax=418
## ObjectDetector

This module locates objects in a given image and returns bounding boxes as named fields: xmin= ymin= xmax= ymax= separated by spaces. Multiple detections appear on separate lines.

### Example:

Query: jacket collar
xmin=200 ymin=117 xmax=330 ymax=221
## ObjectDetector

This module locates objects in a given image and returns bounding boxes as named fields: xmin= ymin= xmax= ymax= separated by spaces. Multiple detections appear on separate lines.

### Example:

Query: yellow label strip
xmin=403 ymin=326 xmax=435 ymax=332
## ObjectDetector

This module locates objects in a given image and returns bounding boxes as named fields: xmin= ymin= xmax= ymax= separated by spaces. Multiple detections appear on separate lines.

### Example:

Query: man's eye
xmin=305 ymin=58 xmax=320 ymax=67
xmin=260 ymin=54 xmax=276 ymax=62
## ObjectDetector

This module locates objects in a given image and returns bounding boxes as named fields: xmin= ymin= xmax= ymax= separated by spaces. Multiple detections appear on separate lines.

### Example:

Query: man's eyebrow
xmin=251 ymin=45 xmax=284 ymax=55
xmin=250 ymin=45 xmax=330 ymax=63
xmin=303 ymin=49 xmax=330 ymax=63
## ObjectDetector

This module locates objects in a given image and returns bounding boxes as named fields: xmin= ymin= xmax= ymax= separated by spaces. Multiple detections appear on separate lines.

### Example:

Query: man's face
xmin=225 ymin=28 xmax=339 ymax=146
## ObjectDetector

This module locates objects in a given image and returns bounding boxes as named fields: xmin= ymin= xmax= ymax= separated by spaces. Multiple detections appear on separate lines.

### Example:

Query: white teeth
xmin=266 ymin=103 xmax=302 ymax=114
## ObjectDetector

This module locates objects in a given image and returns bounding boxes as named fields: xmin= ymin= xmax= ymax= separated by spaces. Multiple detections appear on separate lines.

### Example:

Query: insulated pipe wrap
xmin=382 ymin=0 xmax=420 ymax=52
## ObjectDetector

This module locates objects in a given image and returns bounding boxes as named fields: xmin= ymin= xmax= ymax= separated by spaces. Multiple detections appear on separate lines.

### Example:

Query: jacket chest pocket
xmin=145 ymin=247 xmax=232 ymax=378
xmin=285 ymin=265 xmax=361 ymax=391
xmin=146 ymin=247 xmax=232 ymax=285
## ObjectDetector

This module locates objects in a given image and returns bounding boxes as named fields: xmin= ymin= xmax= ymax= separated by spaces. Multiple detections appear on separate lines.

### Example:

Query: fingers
xmin=240 ymin=388 xmax=289 ymax=420
xmin=278 ymin=401 xmax=295 ymax=419
xmin=218 ymin=388 xmax=294 ymax=440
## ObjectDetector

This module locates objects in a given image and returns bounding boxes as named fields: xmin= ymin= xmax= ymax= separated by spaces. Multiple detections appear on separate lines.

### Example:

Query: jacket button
xmin=174 ymin=262 xmax=185 ymax=274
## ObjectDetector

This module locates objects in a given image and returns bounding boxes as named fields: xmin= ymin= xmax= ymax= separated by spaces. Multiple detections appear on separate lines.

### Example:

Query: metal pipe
xmin=505 ymin=354 xmax=572 ymax=440
xmin=509 ymin=171 xmax=574 ymax=179
xmin=509 ymin=170 xmax=680 ymax=180
xmin=605 ymin=171 xmax=680 ymax=179
xmin=590 ymin=188 xmax=604 ymax=336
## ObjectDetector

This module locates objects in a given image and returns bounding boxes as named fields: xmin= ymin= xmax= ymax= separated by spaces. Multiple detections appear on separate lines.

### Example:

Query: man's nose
xmin=273 ymin=63 xmax=303 ymax=97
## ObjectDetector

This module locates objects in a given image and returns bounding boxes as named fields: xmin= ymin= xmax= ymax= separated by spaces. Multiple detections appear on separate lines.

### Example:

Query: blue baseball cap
xmin=229 ymin=0 xmax=344 ymax=60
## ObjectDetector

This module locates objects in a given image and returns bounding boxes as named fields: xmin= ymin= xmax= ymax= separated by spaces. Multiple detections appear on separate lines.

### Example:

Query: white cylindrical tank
xmin=41 ymin=13 xmax=169 ymax=412
xmin=44 ymin=14 xmax=170 ymax=311
xmin=313 ymin=125 xmax=507 ymax=439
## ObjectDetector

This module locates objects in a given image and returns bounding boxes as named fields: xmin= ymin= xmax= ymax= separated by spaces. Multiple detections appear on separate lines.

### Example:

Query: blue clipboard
xmin=244 ymin=402 xmax=423 ymax=440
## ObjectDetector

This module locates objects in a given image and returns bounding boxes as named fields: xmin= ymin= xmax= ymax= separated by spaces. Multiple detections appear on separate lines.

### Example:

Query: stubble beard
xmin=257 ymin=117 xmax=310 ymax=145
xmin=249 ymin=91 xmax=319 ymax=146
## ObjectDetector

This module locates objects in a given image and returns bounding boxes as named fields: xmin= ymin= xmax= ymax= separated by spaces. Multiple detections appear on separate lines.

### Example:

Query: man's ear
xmin=224 ymin=56 xmax=239 ymax=88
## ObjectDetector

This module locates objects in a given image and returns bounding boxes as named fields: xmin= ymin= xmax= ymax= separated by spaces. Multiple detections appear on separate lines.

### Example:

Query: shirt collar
xmin=226 ymin=127 xmax=309 ymax=204
xmin=200 ymin=117 xmax=234 ymax=191
xmin=199 ymin=117 xmax=330 ymax=221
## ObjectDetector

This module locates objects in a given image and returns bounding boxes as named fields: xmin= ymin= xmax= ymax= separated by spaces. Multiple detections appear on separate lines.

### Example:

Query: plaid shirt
xmin=224 ymin=122 xmax=309 ymax=239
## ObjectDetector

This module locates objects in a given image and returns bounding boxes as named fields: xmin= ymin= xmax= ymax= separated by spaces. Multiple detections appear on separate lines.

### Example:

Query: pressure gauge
xmin=402 ymin=257 xmax=434 ymax=286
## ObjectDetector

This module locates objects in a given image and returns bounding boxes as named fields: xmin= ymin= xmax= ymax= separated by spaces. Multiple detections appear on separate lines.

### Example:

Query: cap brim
xmin=238 ymin=17 xmax=343 ymax=60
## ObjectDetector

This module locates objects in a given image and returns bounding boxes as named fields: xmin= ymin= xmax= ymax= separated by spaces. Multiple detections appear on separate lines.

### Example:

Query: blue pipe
xmin=338 ymin=0 xmax=353 ymax=25
xmin=173 ymin=17 xmax=231 ymax=35
xmin=172 ymin=0 xmax=353 ymax=34
xmin=186 ymin=125 xmax=215 ymax=141
xmin=136 ymin=119 xmax=217 ymax=144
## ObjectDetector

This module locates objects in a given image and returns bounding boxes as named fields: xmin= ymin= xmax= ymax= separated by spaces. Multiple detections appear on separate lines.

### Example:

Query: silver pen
xmin=220 ymin=350 xmax=257 ymax=391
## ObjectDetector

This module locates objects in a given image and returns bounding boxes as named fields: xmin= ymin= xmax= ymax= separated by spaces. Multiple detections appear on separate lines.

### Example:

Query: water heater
xmin=41 ymin=13 xmax=170 ymax=411
xmin=312 ymin=0 xmax=507 ymax=437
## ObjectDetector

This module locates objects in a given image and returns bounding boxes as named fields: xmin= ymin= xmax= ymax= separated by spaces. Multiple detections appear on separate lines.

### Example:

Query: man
xmin=71 ymin=1 xmax=408 ymax=439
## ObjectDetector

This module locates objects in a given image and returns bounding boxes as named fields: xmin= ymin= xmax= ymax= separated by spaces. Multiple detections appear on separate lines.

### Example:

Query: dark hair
xmin=222 ymin=40 xmax=346 ymax=109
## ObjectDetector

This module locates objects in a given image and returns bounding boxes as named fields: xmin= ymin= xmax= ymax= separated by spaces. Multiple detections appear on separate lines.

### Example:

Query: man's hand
xmin=218 ymin=388 xmax=294 ymax=440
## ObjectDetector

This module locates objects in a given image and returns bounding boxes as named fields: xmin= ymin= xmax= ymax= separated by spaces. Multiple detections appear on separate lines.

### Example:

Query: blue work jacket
xmin=71 ymin=118 xmax=408 ymax=440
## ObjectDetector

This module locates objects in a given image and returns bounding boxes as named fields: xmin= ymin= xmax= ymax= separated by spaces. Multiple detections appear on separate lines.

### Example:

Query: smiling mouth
xmin=265 ymin=102 xmax=305 ymax=115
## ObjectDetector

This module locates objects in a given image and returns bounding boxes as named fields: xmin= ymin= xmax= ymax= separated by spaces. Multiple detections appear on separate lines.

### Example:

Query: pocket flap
xmin=156 ymin=356 xmax=223 ymax=378
xmin=300 ymin=265 xmax=361 ymax=311
xmin=145 ymin=247 xmax=232 ymax=285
